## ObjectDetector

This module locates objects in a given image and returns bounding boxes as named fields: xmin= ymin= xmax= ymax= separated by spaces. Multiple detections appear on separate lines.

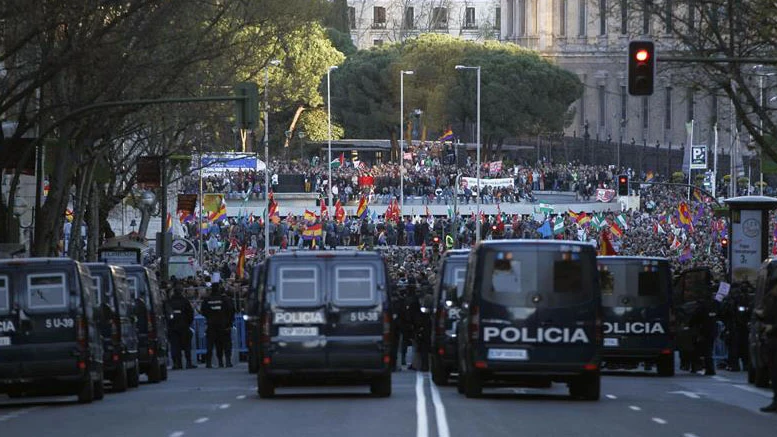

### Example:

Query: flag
xmin=596 ymin=189 xmax=616 ymax=202
xmin=679 ymin=245 xmax=692 ymax=263
xmin=302 ymin=223 xmax=323 ymax=239
xmin=236 ymin=244 xmax=247 ymax=279
xmin=208 ymin=198 xmax=227 ymax=223
xmin=591 ymin=213 xmax=604 ymax=230
xmin=447 ymin=204 xmax=453 ymax=218
xmin=438 ymin=128 xmax=454 ymax=142
xmin=386 ymin=199 xmax=400 ymax=223
xmin=599 ymin=231 xmax=617 ymax=255
xmin=304 ymin=209 xmax=317 ymax=222
xmin=670 ymin=236 xmax=682 ymax=250
xmin=330 ymin=152 xmax=345 ymax=168
xmin=166 ymin=213 xmax=173 ymax=233
xmin=268 ymin=191 xmax=280 ymax=224
xmin=577 ymin=212 xmax=591 ymax=226
xmin=553 ymin=215 xmax=565 ymax=235
xmin=616 ymin=214 xmax=628 ymax=230
xmin=646 ymin=171 xmax=654 ymax=182
xmin=320 ymin=196 xmax=328 ymax=220
xmin=356 ymin=195 xmax=368 ymax=219
xmin=537 ymin=203 xmax=554 ymax=214
xmin=568 ymin=210 xmax=580 ymax=221
xmin=538 ymin=221 xmax=553 ymax=238
xmin=335 ymin=200 xmax=345 ymax=223
xmin=692 ymin=188 xmax=703 ymax=202
xmin=489 ymin=161 xmax=502 ymax=175
xmin=609 ymin=220 xmax=623 ymax=238
xmin=678 ymin=202 xmax=692 ymax=226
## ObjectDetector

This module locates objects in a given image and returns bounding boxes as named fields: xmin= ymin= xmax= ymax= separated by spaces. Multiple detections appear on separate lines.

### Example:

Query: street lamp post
xmin=455 ymin=65 xmax=481 ymax=243
xmin=400 ymin=70 xmax=414 ymax=216
xmin=753 ymin=65 xmax=777 ymax=195
xmin=327 ymin=65 xmax=338 ymax=209
xmin=264 ymin=59 xmax=281 ymax=255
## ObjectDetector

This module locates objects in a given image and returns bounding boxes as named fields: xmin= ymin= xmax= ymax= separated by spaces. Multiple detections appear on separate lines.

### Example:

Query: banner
xmin=460 ymin=177 xmax=514 ymax=190
xmin=358 ymin=175 xmax=375 ymax=187
xmin=596 ymin=189 xmax=616 ymax=203
xmin=199 ymin=153 xmax=265 ymax=175
xmin=489 ymin=161 xmax=502 ymax=175
xmin=202 ymin=193 xmax=224 ymax=213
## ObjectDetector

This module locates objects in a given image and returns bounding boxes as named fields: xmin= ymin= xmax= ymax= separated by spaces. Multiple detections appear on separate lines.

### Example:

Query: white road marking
xmin=415 ymin=372 xmax=429 ymax=437
xmin=669 ymin=390 xmax=701 ymax=399
xmin=712 ymin=376 xmax=731 ymax=382
xmin=652 ymin=418 xmax=667 ymax=425
xmin=169 ymin=432 xmax=185 ymax=437
xmin=236 ymin=395 xmax=247 ymax=400
xmin=0 ymin=407 xmax=40 ymax=422
xmin=511 ymin=388 xmax=528 ymax=394
xmin=629 ymin=405 xmax=642 ymax=411
xmin=429 ymin=377 xmax=451 ymax=437
xmin=195 ymin=417 xmax=209 ymax=424
xmin=684 ymin=433 xmax=700 ymax=437
xmin=218 ymin=403 xmax=230 ymax=409
xmin=605 ymin=394 xmax=617 ymax=400
xmin=732 ymin=384 xmax=772 ymax=398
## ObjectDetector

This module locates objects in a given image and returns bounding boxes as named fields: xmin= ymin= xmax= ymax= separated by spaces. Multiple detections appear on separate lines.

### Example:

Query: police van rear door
xmin=269 ymin=261 xmax=327 ymax=369
xmin=479 ymin=245 xmax=598 ymax=366
xmin=0 ymin=268 xmax=20 ymax=377
xmin=598 ymin=259 xmax=671 ymax=351
xmin=440 ymin=260 xmax=467 ymax=335
xmin=14 ymin=266 xmax=81 ymax=376
xmin=325 ymin=259 xmax=385 ymax=369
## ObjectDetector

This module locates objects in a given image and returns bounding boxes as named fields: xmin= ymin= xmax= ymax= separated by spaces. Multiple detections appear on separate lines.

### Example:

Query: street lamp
xmin=264 ymin=59 xmax=281 ymax=255
xmin=455 ymin=65 xmax=481 ymax=243
xmin=399 ymin=70 xmax=414 ymax=216
xmin=327 ymin=65 xmax=338 ymax=209
xmin=752 ymin=65 xmax=776 ymax=195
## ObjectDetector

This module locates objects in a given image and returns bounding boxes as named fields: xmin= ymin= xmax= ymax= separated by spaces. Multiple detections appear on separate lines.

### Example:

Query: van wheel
xmin=464 ymin=370 xmax=482 ymax=398
xmin=657 ymin=354 xmax=675 ymax=377
xmin=127 ymin=360 xmax=140 ymax=388
xmin=94 ymin=371 xmax=105 ymax=401
xmin=431 ymin=358 xmax=449 ymax=386
xmin=113 ymin=362 xmax=128 ymax=392
xmin=755 ymin=365 xmax=771 ymax=388
xmin=258 ymin=367 xmax=275 ymax=398
xmin=370 ymin=373 xmax=392 ymax=397
xmin=570 ymin=373 xmax=600 ymax=401
xmin=77 ymin=375 xmax=95 ymax=404
xmin=147 ymin=358 xmax=162 ymax=383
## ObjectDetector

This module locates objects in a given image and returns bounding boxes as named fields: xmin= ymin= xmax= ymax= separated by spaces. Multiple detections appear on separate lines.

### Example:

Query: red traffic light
xmin=635 ymin=49 xmax=649 ymax=62
xmin=432 ymin=236 xmax=440 ymax=243
xmin=721 ymin=237 xmax=729 ymax=247
xmin=619 ymin=176 xmax=627 ymax=183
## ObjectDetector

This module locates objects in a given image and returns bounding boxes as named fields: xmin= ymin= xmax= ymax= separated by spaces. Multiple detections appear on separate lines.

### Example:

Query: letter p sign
xmin=690 ymin=145 xmax=707 ymax=170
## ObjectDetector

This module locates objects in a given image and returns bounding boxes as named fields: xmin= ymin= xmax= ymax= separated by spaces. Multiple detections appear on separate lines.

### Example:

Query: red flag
xmin=236 ymin=244 xmax=247 ymax=279
xmin=335 ymin=200 xmax=345 ymax=223
xmin=268 ymin=191 xmax=280 ymax=224
xmin=321 ymin=196 xmax=328 ymax=219
xmin=598 ymin=231 xmax=617 ymax=256
xmin=339 ymin=152 xmax=345 ymax=167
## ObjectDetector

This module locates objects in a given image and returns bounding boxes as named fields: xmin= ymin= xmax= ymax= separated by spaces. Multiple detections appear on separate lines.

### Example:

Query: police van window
xmin=126 ymin=276 xmax=138 ymax=300
xmin=92 ymin=276 xmax=102 ymax=305
xmin=599 ymin=270 xmax=614 ymax=296
xmin=278 ymin=267 xmax=318 ymax=304
xmin=638 ymin=270 xmax=660 ymax=296
xmin=0 ymin=276 xmax=9 ymax=314
xmin=554 ymin=260 xmax=582 ymax=293
xmin=491 ymin=257 xmax=524 ymax=294
xmin=335 ymin=266 xmax=375 ymax=305
xmin=27 ymin=273 xmax=68 ymax=310
xmin=454 ymin=267 xmax=467 ymax=298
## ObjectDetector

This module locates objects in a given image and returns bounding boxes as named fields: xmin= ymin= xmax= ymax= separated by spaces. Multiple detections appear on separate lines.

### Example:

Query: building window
xmin=559 ymin=0 xmax=567 ymax=36
xmin=373 ymin=39 xmax=383 ymax=46
xmin=578 ymin=0 xmax=587 ymax=36
xmin=620 ymin=0 xmax=627 ymax=34
xmin=599 ymin=0 xmax=607 ymax=36
xmin=404 ymin=7 xmax=414 ymax=29
xmin=664 ymin=87 xmax=672 ymax=130
xmin=620 ymin=85 xmax=627 ymax=123
xmin=465 ymin=7 xmax=477 ymax=29
xmin=348 ymin=7 xmax=356 ymax=30
xmin=495 ymin=7 xmax=501 ymax=30
xmin=433 ymin=7 xmax=448 ymax=29
xmin=687 ymin=0 xmax=695 ymax=31
xmin=599 ymin=85 xmax=607 ymax=127
xmin=686 ymin=88 xmax=695 ymax=122
xmin=518 ymin=0 xmax=527 ymax=36
xmin=642 ymin=97 xmax=649 ymax=130
xmin=373 ymin=6 xmax=386 ymax=28
xmin=665 ymin=0 xmax=673 ymax=33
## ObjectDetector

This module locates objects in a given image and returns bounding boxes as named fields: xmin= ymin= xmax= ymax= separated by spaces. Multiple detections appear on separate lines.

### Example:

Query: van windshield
xmin=0 ymin=275 xmax=9 ymax=315
xmin=482 ymin=248 xmax=595 ymax=308
xmin=599 ymin=262 xmax=669 ymax=307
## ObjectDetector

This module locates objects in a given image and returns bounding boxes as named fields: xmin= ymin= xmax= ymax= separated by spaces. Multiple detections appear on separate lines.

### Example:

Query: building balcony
xmin=371 ymin=21 xmax=387 ymax=29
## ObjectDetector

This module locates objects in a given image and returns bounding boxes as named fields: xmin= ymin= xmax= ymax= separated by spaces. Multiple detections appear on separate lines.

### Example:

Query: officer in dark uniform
xmin=200 ymin=283 xmax=235 ymax=368
xmin=414 ymin=292 xmax=434 ymax=372
xmin=167 ymin=281 xmax=196 ymax=369
xmin=758 ymin=282 xmax=777 ymax=412
xmin=690 ymin=296 xmax=718 ymax=375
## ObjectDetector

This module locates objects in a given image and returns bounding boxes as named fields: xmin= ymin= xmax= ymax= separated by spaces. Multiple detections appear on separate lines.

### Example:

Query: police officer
xmin=690 ymin=296 xmax=718 ymax=375
xmin=200 ymin=282 xmax=235 ymax=368
xmin=167 ymin=281 xmax=196 ymax=369
xmin=758 ymin=282 xmax=777 ymax=412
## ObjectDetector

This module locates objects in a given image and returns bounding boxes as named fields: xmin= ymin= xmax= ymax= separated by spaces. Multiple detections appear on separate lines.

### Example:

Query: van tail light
xmin=468 ymin=305 xmax=480 ymax=341
xmin=436 ymin=309 xmax=447 ymax=336
xmin=660 ymin=348 xmax=673 ymax=355
xmin=111 ymin=316 xmax=121 ymax=344
xmin=261 ymin=313 xmax=271 ymax=343
xmin=583 ymin=363 xmax=599 ymax=371
xmin=147 ymin=312 xmax=157 ymax=341
xmin=382 ymin=311 xmax=392 ymax=343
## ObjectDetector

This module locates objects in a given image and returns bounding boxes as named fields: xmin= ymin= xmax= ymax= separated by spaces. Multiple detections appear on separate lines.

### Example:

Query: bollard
xmin=231 ymin=325 xmax=239 ymax=366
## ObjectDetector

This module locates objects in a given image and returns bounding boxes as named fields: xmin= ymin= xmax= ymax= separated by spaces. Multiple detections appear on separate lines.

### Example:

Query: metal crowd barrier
xmin=191 ymin=314 xmax=247 ymax=363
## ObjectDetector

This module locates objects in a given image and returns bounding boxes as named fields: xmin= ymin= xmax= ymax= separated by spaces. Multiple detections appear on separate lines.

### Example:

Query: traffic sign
xmin=690 ymin=145 xmax=707 ymax=170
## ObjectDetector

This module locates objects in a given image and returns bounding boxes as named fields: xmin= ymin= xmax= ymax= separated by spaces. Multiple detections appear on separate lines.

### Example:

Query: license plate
xmin=0 ymin=337 xmax=10 ymax=347
xmin=279 ymin=327 xmax=318 ymax=336
xmin=604 ymin=338 xmax=619 ymax=347
xmin=487 ymin=348 xmax=528 ymax=361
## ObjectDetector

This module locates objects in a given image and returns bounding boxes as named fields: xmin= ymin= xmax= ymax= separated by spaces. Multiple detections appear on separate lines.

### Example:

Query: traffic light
xmin=617 ymin=174 xmax=629 ymax=196
xmin=627 ymin=40 xmax=655 ymax=96
xmin=721 ymin=237 xmax=729 ymax=250
xmin=234 ymin=82 xmax=259 ymax=130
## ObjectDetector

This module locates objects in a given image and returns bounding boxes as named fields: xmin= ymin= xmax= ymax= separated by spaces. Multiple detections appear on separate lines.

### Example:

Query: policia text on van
xmin=456 ymin=240 xmax=602 ymax=400
xmin=250 ymin=251 xmax=393 ymax=398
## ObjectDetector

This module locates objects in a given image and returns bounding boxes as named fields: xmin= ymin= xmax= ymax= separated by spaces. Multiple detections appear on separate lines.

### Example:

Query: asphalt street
xmin=0 ymin=362 xmax=774 ymax=437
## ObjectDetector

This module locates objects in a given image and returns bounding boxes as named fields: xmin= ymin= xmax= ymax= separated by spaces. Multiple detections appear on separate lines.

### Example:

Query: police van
xmin=597 ymin=256 xmax=675 ymax=376
xmin=456 ymin=240 xmax=602 ymax=400
xmin=431 ymin=249 xmax=470 ymax=385
xmin=0 ymin=258 xmax=105 ymax=403
xmin=750 ymin=258 xmax=777 ymax=388
xmin=252 ymin=251 xmax=392 ymax=398
xmin=86 ymin=263 xmax=140 ymax=391
xmin=123 ymin=265 xmax=169 ymax=383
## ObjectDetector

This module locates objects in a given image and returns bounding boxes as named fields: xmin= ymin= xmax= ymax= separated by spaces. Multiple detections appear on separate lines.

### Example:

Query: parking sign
xmin=690 ymin=145 xmax=707 ymax=170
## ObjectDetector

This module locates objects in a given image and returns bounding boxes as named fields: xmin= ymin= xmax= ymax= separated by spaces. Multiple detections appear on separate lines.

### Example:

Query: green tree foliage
xmin=299 ymin=108 xmax=344 ymax=141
